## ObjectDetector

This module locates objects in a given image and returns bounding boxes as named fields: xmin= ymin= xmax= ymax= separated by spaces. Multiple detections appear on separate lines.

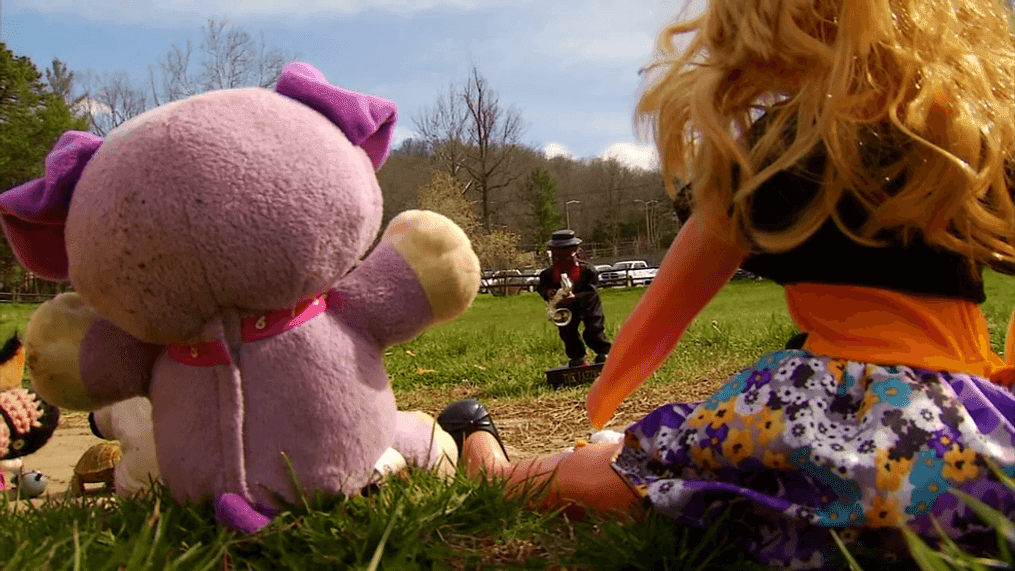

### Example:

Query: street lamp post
xmin=634 ymin=199 xmax=660 ymax=248
xmin=565 ymin=200 xmax=580 ymax=230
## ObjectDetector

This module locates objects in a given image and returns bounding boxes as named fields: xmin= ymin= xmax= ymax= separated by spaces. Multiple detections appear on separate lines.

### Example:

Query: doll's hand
xmin=380 ymin=210 xmax=480 ymax=325
xmin=25 ymin=292 xmax=104 ymax=411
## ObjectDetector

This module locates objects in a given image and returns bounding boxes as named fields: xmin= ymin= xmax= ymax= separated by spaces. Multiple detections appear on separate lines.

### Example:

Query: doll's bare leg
xmin=461 ymin=431 xmax=642 ymax=516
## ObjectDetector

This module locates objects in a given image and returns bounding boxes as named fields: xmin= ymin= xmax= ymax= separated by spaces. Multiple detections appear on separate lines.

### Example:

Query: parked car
xmin=488 ymin=269 xmax=528 ymax=296
xmin=520 ymin=268 xmax=541 ymax=292
xmin=479 ymin=270 xmax=497 ymax=294
xmin=594 ymin=264 xmax=612 ymax=274
xmin=599 ymin=260 xmax=658 ymax=287
xmin=731 ymin=268 xmax=762 ymax=281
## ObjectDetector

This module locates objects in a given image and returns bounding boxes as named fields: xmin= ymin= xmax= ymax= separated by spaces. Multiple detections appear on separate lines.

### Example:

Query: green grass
xmin=0 ymin=303 xmax=39 ymax=344
xmin=0 ymin=272 xmax=1013 ymax=570
xmin=0 ymin=469 xmax=948 ymax=571
xmin=387 ymin=278 xmax=800 ymax=399
xmin=389 ymin=269 xmax=1014 ymax=399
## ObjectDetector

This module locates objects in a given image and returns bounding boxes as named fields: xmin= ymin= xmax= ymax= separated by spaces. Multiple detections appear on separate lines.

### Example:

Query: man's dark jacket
xmin=537 ymin=261 xmax=600 ymax=302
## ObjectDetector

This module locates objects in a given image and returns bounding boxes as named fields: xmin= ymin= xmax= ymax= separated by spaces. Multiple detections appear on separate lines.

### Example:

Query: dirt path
xmin=5 ymin=377 xmax=725 ymax=507
xmin=403 ymin=377 xmax=727 ymax=458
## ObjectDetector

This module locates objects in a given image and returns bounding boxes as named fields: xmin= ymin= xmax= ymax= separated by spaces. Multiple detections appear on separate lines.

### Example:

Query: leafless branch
xmin=410 ymin=65 xmax=528 ymax=232
xmin=147 ymin=17 xmax=293 ymax=105
xmin=77 ymin=69 xmax=149 ymax=136
xmin=150 ymin=40 xmax=197 ymax=104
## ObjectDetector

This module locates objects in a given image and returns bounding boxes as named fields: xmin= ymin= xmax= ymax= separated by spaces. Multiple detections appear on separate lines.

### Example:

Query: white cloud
xmin=599 ymin=142 xmax=658 ymax=171
xmin=542 ymin=142 xmax=573 ymax=160
xmin=71 ymin=97 xmax=112 ymax=118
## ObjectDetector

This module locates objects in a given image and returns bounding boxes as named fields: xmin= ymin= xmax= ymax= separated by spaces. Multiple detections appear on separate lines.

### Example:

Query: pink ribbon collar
xmin=167 ymin=293 xmax=330 ymax=367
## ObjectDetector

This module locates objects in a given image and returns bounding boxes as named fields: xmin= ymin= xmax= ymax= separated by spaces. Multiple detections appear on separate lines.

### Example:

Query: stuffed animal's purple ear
xmin=275 ymin=62 xmax=398 ymax=170
xmin=0 ymin=131 xmax=103 ymax=281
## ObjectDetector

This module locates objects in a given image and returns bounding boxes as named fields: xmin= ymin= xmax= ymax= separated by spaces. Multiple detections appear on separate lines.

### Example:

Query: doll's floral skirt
xmin=612 ymin=350 xmax=1015 ymax=570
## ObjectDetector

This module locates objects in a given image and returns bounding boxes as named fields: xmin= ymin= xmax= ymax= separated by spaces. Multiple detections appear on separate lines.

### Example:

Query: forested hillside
xmin=379 ymin=140 xmax=681 ymax=270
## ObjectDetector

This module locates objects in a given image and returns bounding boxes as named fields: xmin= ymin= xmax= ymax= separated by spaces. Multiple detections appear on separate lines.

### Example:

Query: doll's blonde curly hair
xmin=640 ymin=0 xmax=1015 ymax=275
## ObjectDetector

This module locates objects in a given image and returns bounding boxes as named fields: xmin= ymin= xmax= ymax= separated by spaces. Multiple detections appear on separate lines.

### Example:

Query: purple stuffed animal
xmin=0 ymin=62 xmax=477 ymax=532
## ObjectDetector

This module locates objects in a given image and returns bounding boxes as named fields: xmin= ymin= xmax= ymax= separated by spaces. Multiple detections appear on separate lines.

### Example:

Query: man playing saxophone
xmin=536 ymin=230 xmax=612 ymax=368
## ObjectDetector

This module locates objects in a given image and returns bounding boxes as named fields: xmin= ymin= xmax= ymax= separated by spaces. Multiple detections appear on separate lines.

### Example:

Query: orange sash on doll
xmin=786 ymin=283 xmax=1015 ymax=388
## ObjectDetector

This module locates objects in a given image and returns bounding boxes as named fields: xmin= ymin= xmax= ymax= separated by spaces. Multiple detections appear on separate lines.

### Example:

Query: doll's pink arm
xmin=586 ymin=213 xmax=749 ymax=428
xmin=328 ymin=242 xmax=435 ymax=349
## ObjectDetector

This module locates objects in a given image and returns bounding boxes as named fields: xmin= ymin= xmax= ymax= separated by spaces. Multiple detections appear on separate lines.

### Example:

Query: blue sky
xmin=2 ymin=0 xmax=705 ymax=170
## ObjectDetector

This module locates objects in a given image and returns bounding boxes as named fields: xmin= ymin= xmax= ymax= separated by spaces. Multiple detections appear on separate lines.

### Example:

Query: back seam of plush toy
xmin=210 ymin=311 xmax=252 ymax=500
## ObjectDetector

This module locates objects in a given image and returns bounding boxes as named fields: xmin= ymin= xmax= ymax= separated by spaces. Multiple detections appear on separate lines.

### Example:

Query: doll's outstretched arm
xmin=26 ymin=293 xmax=161 ymax=411
xmin=587 ymin=214 xmax=749 ymax=428
xmin=331 ymin=210 xmax=480 ymax=348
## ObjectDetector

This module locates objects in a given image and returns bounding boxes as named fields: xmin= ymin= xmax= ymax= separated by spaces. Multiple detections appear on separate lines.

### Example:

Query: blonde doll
xmin=437 ymin=0 xmax=1015 ymax=567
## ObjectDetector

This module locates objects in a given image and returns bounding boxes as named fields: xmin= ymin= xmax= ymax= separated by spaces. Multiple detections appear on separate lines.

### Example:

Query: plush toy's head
xmin=0 ymin=63 xmax=397 ymax=344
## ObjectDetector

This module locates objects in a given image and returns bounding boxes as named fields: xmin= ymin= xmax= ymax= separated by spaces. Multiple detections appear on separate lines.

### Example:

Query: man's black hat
xmin=546 ymin=229 xmax=582 ymax=249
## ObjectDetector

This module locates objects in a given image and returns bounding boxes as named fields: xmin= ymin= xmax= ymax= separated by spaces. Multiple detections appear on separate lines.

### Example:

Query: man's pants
xmin=557 ymin=292 xmax=611 ymax=361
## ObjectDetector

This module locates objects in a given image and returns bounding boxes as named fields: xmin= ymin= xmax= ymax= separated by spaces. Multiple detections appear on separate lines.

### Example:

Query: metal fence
xmin=0 ymin=291 xmax=58 ymax=304
xmin=480 ymin=273 xmax=537 ymax=297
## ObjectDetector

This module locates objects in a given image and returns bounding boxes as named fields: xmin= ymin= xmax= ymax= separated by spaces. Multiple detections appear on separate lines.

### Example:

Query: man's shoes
xmin=437 ymin=399 xmax=510 ymax=461
xmin=594 ymin=353 xmax=608 ymax=364
xmin=568 ymin=358 xmax=587 ymax=368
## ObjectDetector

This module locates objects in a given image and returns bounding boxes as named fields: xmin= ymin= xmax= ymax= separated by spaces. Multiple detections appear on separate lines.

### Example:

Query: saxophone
xmin=546 ymin=274 xmax=573 ymax=327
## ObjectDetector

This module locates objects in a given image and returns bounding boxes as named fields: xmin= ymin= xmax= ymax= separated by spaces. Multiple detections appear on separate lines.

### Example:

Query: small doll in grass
xmin=536 ymin=230 xmax=612 ymax=367
xmin=437 ymin=0 xmax=1015 ymax=567
xmin=0 ymin=332 xmax=59 ymax=492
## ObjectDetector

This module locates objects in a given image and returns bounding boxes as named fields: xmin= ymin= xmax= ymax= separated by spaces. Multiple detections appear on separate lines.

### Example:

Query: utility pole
xmin=565 ymin=200 xmax=580 ymax=231
xmin=635 ymin=199 xmax=659 ymax=249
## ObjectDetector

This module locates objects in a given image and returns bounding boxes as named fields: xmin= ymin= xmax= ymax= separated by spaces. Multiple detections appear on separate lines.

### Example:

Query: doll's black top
xmin=730 ymin=114 xmax=1014 ymax=304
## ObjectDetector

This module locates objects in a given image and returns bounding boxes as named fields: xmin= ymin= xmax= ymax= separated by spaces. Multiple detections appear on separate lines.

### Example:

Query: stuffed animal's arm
xmin=331 ymin=210 xmax=480 ymax=347
xmin=26 ymin=293 xmax=160 ymax=410
xmin=381 ymin=210 xmax=480 ymax=324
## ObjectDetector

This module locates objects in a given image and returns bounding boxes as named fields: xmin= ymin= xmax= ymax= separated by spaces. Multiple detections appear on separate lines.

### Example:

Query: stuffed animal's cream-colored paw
xmin=381 ymin=210 xmax=480 ymax=325
xmin=25 ymin=292 xmax=104 ymax=411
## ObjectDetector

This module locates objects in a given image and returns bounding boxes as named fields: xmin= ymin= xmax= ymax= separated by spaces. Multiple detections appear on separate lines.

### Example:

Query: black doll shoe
xmin=437 ymin=399 xmax=510 ymax=461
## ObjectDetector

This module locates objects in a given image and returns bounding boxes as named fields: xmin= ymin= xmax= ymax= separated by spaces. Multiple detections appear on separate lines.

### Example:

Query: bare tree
xmin=412 ymin=83 xmax=470 ymax=183
xmin=149 ymin=18 xmax=294 ymax=106
xmin=149 ymin=40 xmax=198 ymax=105
xmin=590 ymin=158 xmax=636 ymax=256
xmin=71 ymin=18 xmax=294 ymax=134
xmin=413 ymin=65 xmax=526 ymax=232
xmin=250 ymin=31 xmax=290 ymax=89
xmin=76 ymin=69 xmax=149 ymax=136
xmin=461 ymin=66 xmax=525 ymax=232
